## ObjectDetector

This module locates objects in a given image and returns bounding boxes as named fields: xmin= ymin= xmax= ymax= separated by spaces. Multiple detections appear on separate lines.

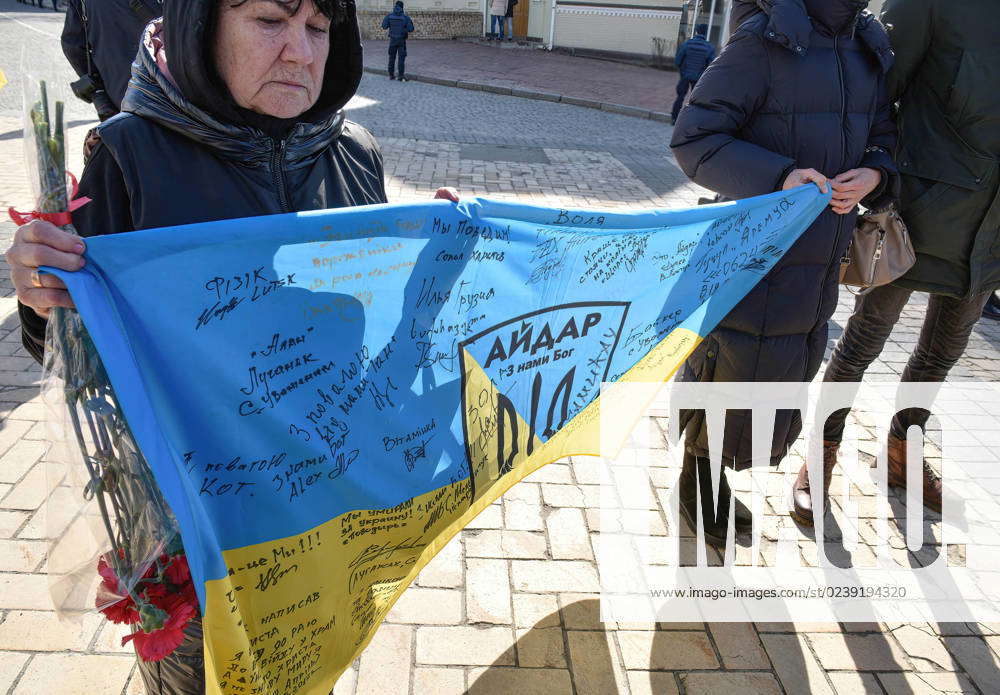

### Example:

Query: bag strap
xmin=79 ymin=0 xmax=94 ymax=80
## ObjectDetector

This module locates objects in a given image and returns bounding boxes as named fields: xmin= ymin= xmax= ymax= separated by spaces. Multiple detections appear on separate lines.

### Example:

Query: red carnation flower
xmin=97 ymin=555 xmax=122 ymax=594
xmin=164 ymin=554 xmax=190 ymax=586
xmin=98 ymin=595 xmax=140 ymax=625
xmin=96 ymin=556 xmax=140 ymax=624
xmin=122 ymin=599 xmax=197 ymax=662
xmin=180 ymin=579 xmax=199 ymax=608
xmin=142 ymin=557 xmax=161 ymax=580
xmin=143 ymin=582 xmax=170 ymax=602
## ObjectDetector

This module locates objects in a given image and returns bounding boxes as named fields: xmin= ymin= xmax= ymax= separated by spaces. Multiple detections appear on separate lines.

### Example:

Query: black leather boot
xmin=679 ymin=453 xmax=752 ymax=547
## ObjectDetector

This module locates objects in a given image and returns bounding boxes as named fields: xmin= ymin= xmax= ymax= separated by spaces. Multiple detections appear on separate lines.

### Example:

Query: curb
xmin=362 ymin=67 xmax=671 ymax=123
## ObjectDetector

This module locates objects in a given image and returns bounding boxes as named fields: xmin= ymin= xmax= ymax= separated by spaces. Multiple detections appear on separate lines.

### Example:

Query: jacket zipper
xmin=834 ymin=34 xmax=847 ymax=174
xmin=271 ymin=138 xmax=290 ymax=212
xmin=831 ymin=34 xmax=848 ymax=269
xmin=815 ymin=31 xmax=850 ymax=327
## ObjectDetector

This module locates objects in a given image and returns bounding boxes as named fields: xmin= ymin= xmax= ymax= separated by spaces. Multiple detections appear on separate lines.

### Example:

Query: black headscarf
xmin=161 ymin=0 xmax=362 ymax=138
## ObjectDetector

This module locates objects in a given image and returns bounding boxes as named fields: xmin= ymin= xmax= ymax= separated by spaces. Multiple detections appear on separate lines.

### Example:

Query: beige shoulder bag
xmin=839 ymin=208 xmax=916 ymax=294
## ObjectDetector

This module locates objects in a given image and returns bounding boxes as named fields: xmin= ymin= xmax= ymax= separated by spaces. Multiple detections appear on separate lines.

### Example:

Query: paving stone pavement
xmin=2 ymin=3 xmax=1000 ymax=693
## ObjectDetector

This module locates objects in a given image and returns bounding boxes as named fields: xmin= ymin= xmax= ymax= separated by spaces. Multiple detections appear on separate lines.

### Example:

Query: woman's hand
xmin=782 ymin=168 xmax=829 ymax=194
xmin=434 ymin=187 xmax=460 ymax=203
xmin=5 ymin=220 xmax=85 ymax=318
xmin=830 ymin=168 xmax=882 ymax=215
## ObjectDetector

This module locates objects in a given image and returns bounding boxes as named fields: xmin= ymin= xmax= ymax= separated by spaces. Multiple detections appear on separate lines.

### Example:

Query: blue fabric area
xmin=43 ymin=190 xmax=829 ymax=610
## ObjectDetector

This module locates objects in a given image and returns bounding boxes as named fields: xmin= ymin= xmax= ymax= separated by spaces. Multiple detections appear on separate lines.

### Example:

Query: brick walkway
xmin=3 ymin=119 xmax=1000 ymax=692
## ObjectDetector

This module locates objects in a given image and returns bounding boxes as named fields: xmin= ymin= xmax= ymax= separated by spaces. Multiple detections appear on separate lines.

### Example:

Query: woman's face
xmin=215 ymin=0 xmax=331 ymax=119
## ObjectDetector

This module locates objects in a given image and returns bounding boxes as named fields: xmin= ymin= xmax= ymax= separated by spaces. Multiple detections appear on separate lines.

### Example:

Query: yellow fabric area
xmin=202 ymin=326 xmax=701 ymax=694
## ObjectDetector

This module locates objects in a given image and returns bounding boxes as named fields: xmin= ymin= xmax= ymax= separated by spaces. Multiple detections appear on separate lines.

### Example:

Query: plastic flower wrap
xmin=14 ymin=82 xmax=196 ymax=661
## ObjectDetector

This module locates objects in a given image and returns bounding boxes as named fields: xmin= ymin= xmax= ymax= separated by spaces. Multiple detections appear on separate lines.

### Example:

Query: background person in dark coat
xmin=61 ymin=0 xmax=162 ymax=120
xmin=503 ymin=0 xmax=517 ymax=42
xmin=792 ymin=0 xmax=1000 ymax=524
xmin=382 ymin=0 xmax=414 ymax=80
xmin=670 ymin=23 xmax=715 ymax=125
xmin=669 ymin=0 xmax=898 ymax=546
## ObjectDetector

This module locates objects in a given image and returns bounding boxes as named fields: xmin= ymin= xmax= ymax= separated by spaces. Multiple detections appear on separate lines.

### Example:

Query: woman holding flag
xmin=6 ymin=0 xmax=453 ymax=690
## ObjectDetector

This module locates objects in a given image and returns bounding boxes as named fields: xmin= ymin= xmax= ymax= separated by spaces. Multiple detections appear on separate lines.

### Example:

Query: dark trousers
xmin=671 ymin=76 xmax=696 ymax=121
xmin=823 ymin=284 xmax=991 ymax=442
xmin=388 ymin=41 xmax=407 ymax=77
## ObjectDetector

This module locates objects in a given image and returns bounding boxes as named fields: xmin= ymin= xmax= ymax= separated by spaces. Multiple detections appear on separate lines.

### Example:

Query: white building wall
xmin=527 ymin=0 xmax=551 ymax=41
xmin=357 ymin=0 xmax=478 ymax=11
xmin=552 ymin=7 xmax=682 ymax=58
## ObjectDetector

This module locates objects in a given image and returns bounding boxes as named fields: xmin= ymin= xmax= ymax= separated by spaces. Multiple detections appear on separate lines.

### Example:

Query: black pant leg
xmin=671 ymin=77 xmax=693 ymax=120
xmin=891 ymin=290 xmax=992 ymax=436
xmin=822 ymin=284 xmax=912 ymax=442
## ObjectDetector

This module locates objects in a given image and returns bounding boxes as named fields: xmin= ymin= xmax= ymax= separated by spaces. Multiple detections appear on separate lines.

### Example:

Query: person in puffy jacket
xmin=670 ymin=24 xmax=715 ymax=124
xmin=791 ymin=0 xmax=1000 ymax=525
xmin=668 ymin=0 xmax=898 ymax=547
xmin=382 ymin=0 xmax=415 ymax=80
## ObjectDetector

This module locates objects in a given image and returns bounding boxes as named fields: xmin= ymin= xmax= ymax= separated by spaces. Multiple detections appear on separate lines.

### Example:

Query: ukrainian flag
xmin=49 ymin=187 xmax=829 ymax=694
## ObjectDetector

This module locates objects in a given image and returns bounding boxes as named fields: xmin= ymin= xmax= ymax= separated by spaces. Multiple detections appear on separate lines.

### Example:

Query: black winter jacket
xmin=882 ymin=0 xmax=1000 ymax=298
xmin=669 ymin=0 xmax=898 ymax=468
xmin=61 ymin=0 xmax=161 ymax=110
xmin=21 ymin=0 xmax=388 ymax=364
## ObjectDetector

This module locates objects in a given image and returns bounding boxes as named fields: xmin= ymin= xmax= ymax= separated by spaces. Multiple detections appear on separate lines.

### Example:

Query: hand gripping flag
xmin=47 ymin=186 xmax=829 ymax=694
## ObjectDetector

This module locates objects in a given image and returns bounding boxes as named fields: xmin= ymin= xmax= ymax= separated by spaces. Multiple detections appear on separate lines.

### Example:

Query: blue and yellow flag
xmin=51 ymin=188 xmax=828 ymax=694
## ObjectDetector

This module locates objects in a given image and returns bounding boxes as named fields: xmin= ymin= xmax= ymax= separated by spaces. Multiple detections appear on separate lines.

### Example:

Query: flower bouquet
xmin=15 ymin=81 xmax=200 ymax=670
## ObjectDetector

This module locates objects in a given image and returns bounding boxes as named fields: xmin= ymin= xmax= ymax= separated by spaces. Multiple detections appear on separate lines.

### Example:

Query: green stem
xmin=31 ymin=80 xmax=181 ymax=611
xmin=39 ymin=81 xmax=50 ymax=141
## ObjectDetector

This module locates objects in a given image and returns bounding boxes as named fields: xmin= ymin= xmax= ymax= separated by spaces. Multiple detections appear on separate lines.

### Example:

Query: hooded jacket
xmin=382 ymin=2 xmax=414 ymax=44
xmin=881 ymin=0 xmax=1000 ymax=298
xmin=20 ymin=0 xmax=387 ymax=363
xmin=669 ymin=0 xmax=898 ymax=468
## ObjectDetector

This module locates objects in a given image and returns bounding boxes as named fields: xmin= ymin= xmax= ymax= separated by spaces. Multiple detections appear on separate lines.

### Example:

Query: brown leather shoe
xmin=886 ymin=434 xmax=942 ymax=513
xmin=790 ymin=441 xmax=840 ymax=526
